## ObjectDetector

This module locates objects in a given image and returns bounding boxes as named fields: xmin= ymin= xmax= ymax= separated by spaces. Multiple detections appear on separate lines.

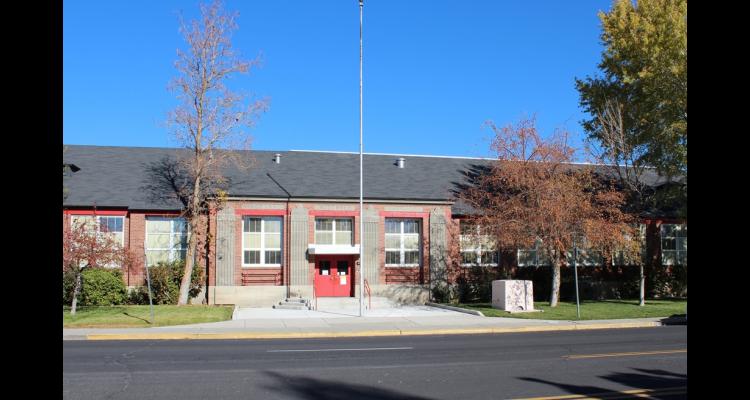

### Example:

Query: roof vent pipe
xmin=274 ymin=153 xmax=281 ymax=164
xmin=396 ymin=157 xmax=405 ymax=168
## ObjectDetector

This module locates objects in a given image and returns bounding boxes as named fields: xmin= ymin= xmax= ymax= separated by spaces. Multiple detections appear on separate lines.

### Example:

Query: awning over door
xmin=308 ymin=244 xmax=361 ymax=255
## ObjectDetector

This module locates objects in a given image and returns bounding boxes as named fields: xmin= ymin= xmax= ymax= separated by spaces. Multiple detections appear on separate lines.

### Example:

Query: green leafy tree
xmin=577 ymin=0 xmax=687 ymax=304
xmin=576 ymin=0 xmax=686 ymax=184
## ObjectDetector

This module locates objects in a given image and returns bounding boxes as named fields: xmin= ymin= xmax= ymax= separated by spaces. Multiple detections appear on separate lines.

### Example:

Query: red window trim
xmin=64 ymin=210 xmax=128 ymax=216
xmin=235 ymin=209 xmax=287 ymax=216
xmin=309 ymin=210 xmax=359 ymax=217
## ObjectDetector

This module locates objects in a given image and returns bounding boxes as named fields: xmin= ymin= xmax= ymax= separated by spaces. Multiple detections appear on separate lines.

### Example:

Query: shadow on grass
xmin=262 ymin=371 xmax=434 ymax=400
xmin=122 ymin=312 xmax=152 ymax=324
xmin=461 ymin=298 xmax=686 ymax=307
xmin=593 ymin=299 xmax=685 ymax=305
xmin=519 ymin=367 xmax=687 ymax=399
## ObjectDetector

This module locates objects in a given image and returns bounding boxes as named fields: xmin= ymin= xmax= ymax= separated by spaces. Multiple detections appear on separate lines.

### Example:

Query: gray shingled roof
xmin=62 ymin=144 xmax=670 ymax=214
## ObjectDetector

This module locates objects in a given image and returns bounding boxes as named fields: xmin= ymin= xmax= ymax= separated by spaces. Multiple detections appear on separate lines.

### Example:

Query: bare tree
xmin=168 ymin=0 xmax=267 ymax=305
xmin=461 ymin=117 xmax=635 ymax=307
xmin=588 ymin=99 xmax=649 ymax=306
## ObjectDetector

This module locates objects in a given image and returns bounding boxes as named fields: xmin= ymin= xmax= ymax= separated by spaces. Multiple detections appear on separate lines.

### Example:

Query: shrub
xmin=142 ymin=260 xmax=204 ymax=305
xmin=79 ymin=268 xmax=127 ymax=306
xmin=648 ymin=264 xmax=687 ymax=298
xmin=431 ymin=284 xmax=454 ymax=304
xmin=455 ymin=266 xmax=500 ymax=303
xmin=146 ymin=263 xmax=180 ymax=304
xmin=62 ymin=268 xmax=77 ymax=305
xmin=126 ymin=286 xmax=150 ymax=305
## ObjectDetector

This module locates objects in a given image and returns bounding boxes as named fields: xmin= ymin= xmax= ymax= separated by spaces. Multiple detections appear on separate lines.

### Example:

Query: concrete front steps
xmin=272 ymin=298 xmax=312 ymax=310
xmin=314 ymin=296 xmax=397 ymax=311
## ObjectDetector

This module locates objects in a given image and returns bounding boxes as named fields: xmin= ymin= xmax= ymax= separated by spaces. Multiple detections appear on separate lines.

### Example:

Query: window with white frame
xmin=242 ymin=216 xmax=282 ymax=266
xmin=517 ymin=239 xmax=551 ymax=267
xmin=661 ymin=223 xmax=687 ymax=266
xmin=614 ymin=223 xmax=647 ymax=266
xmin=69 ymin=214 xmax=125 ymax=268
xmin=459 ymin=222 xmax=499 ymax=266
xmin=565 ymin=247 xmax=603 ymax=266
xmin=518 ymin=238 xmax=604 ymax=267
xmin=145 ymin=217 xmax=188 ymax=267
xmin=385 ymin=219 xmax=421 ymax=266
xmin=70 ymin=215 xmax=125 ymax=246
xmin=315 ymin=218 xmax=353 ymax=245
xmin=562 ymin=236 xmax=602 ymax=266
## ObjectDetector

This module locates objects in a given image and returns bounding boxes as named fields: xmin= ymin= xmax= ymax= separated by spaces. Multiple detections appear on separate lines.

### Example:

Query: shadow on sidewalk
xmin=262 ymin=371 xmax=434 ymax=400
xmin=660 ymin=314 xmax=687 ymax=326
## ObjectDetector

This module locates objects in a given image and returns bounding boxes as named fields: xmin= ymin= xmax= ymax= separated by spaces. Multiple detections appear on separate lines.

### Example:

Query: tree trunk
xmin=178 ymin=175 xmax=203 ymax=305
xmin=639 ymin=264 xmax=645 ymax=307
xmin=178 ymin=219 xmax=198 ymax=305
xmin=203 ymin=213 xmax=211 ymax=305
xmin=550 ymin=255 xmax=561 ymax=307
xmin=70 ymin=268 xmax=83 ymax=315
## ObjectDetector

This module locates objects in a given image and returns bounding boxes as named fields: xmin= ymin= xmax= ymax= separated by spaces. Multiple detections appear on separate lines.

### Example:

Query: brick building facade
xmin=63 ymin=145 xmax=686 ymax=306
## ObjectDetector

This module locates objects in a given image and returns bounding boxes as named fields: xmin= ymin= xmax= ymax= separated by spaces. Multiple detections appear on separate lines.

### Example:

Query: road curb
xmin=78 ymin=321 xmax=663 ymax=341
xmin=425 ymin=302 xmax=485 ymax=317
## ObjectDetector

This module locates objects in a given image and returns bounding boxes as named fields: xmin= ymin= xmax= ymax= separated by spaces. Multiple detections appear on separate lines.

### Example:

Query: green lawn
xmin=455 ymin=299 xmax=686 ymax=320
xmin=63 ymin=305 xmax=234 ymax=328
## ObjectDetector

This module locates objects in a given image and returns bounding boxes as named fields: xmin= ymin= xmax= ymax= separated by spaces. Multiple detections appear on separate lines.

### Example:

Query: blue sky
xmin=64 ymin=0 xmax=611 ymax=160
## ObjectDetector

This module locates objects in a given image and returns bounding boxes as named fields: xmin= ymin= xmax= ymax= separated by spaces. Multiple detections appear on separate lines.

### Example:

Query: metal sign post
xmin=573 ymin=240 xmax=580 ymax=320
xmin=358 ymin=0 xmax=364 ymax=317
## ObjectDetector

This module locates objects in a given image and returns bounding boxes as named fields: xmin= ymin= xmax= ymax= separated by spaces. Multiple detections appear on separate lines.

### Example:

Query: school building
xmin=63 ymin=145 xmax=686 ymax=306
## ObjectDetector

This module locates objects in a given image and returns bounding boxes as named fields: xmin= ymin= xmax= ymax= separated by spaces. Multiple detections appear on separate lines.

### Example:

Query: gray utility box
xmin=491 ymin=280 xmax=534 ymax=312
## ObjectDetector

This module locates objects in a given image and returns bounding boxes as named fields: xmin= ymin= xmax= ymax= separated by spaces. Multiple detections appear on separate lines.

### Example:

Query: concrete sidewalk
xmin=62 ymin=305 xmax=671 ymax=340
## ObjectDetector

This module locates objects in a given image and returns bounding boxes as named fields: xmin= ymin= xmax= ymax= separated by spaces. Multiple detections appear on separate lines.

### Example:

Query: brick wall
xmin=64 ymin=203 xmax=683 ymax=300
xmin=225 ymin=200 xmax=453 ymax=289
xmin=127 ymin=212 xmax=144 ymax=285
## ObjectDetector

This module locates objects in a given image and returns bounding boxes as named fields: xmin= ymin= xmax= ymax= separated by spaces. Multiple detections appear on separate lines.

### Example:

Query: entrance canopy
xmin=308 ymin=244 xmax=361 ymax=255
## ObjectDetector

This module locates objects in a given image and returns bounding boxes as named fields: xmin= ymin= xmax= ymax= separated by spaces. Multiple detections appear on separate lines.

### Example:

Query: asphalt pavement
xmin=63 ymin=325 xmax=687 ymax=400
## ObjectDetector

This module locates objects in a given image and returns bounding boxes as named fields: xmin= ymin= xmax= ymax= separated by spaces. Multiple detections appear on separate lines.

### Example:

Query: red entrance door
xmin=314 ymin=256 xmax=353 ymax=297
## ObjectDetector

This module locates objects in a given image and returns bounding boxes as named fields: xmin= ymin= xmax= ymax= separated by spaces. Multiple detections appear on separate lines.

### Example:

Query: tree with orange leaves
xmin=460 ymin=118 xmax=637 ymax=306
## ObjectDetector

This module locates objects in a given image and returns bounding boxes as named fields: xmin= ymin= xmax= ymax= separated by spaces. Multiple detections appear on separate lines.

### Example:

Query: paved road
xmin=63 ymin=326 xmax=687 ymax=400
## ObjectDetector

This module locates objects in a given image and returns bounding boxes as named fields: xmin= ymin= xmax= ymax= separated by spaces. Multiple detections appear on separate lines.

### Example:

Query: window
xmin=661 ymin=224 xmax=687 ymax=266
xmin=315 ymin=218 xmax=353 ymax=245
xmin=517 ymin=239 xmax=551 ymax=267
xmin=69 ymin=214 xmax=125 ymax=268
xmin=614 ymin=224 xmax=647 ymax=266
xmin=242 ymin=217 xmax=282 ymax=266
xmin=562 ymin=236 xmax=603 ymax=267
xmin=145 ymin=217 xmax=188 ymax=267
xmin=565 ymin=248 xmax=603 ymax=266
xmin=459 ymin=222 xmax=499 ymax=266
xmin=518 ymin=238 xmax=604 ymax=267
xmin=385 ymin=219 xmax=421 ymax=266
xmin=70 ymin=215 xmax=125 ymax=246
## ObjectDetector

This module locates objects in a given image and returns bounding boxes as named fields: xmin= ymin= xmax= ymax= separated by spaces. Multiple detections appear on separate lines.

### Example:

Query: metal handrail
xmin=364 ymin=278 xmax=371 ymax=311
xmin=312 ymin=271 xmax=317 ymax=311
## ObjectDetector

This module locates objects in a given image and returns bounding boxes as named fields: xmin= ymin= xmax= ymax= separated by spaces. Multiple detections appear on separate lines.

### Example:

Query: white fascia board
xmin=308 ymin=244 xmax=361 ymax=255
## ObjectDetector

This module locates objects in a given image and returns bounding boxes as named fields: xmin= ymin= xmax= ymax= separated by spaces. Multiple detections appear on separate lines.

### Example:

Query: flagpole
xmin=358 ymin=0 xmax=364 ymax=317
